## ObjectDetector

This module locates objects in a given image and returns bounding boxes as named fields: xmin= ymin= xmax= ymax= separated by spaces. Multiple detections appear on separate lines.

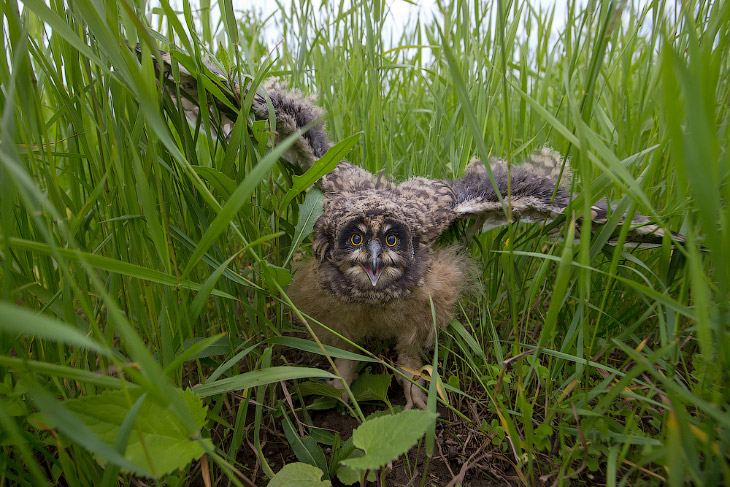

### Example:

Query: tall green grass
xmin=1 ymin=0 xmax=728 ymax=485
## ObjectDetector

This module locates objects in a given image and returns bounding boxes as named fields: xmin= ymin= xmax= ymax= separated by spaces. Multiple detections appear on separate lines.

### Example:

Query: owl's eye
xmin=385 ymin=234 xmax=397 ymax=247
xmin=350 ymin=233 xmax=363 ymax=246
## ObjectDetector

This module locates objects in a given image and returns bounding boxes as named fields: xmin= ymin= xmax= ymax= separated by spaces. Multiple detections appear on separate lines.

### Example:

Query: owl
xmin=148 ymin=48 xmax=683 ymax=409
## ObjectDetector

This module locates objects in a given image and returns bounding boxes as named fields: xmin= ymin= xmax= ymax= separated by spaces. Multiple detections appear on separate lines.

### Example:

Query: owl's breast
xmin=287 ymin=246 xmax=477 ymax=340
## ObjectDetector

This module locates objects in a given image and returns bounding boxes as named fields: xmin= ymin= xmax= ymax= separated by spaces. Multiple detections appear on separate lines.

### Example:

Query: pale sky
xmin=155 ymin=1 xmax=654 ymax=55
xmin=251 ymin=0 xmax=652 ymax=56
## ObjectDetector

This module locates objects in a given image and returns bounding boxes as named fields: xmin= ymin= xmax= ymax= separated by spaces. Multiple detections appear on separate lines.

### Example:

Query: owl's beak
xmin=364 ymin=240 xmax=384 ymax=286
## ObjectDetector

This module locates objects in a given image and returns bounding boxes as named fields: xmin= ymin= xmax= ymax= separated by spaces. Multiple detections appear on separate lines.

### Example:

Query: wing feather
xmin=143 ymin=46 xmax=329 ymax=169
xmin=141 ymin=47 xmax=685 ymax=249
xmin=452 ymin=147 xmax=571 ymax=222
xmin=450 ymin=148 xmax=683 ymax=247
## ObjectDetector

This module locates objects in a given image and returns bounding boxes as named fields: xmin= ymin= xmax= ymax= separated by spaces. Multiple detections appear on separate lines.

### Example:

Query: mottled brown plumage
xmin=285 ymin=149 xmax=580 ymax=408
xmin=143 ymin=47 xmax=330 ymax=168
xmin=288 ymin=247 xmax=475 ymax=408
xmin=147 ymin=48 xmax=685 ymax=408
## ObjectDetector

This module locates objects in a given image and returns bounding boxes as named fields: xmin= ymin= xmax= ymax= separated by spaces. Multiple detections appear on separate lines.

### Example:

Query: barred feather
xmin=144 ymin=47 xmax=330 ymax=169
xmin=452 ymin=147 xmax=572 ymax=228
xmin=452 ymin=148 xmax=683 ymax=247
xmin=141 ymin=47 xmax=683 ymax=249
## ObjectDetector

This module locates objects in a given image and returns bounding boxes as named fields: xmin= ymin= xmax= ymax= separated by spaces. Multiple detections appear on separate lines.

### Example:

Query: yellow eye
xmin=351 ymin=233 xmax=363 ymax=246
xmin=385 ymin=234 xmax=397 ymax=247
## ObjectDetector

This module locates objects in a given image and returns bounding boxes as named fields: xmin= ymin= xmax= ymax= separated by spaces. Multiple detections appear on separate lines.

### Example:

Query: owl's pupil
xmin=351 ymin=233 xmax=363 ymax=245
xmin=386 ymin=234 xmax=396 ymax=246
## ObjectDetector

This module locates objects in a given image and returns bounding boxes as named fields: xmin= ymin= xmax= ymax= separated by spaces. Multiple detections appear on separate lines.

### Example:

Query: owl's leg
xmin=328 ymin=357 xmax=359 ymax=390
xmin=322 ymin=337 xmax=359 ymax=401
xmin=396 ymin=351 xmax=428 ymax=410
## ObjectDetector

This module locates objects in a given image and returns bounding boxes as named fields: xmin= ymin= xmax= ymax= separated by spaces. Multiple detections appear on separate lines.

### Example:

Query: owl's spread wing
xmin=143 ymin=47 xmax=684 ymax=248
xmin=143 ymin=47 xmax=330 ymax=170
xmin=448 ymin=148 xmax=685 ymax=247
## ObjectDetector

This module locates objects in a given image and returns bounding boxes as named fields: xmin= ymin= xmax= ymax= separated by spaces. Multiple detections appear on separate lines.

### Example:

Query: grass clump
xmin=1 ymin=0 xmax=729 ymax=486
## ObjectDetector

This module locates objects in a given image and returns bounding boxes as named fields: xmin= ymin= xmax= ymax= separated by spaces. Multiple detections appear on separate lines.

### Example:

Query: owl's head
xmin=312 ymin=193 xmax=430 ymax=302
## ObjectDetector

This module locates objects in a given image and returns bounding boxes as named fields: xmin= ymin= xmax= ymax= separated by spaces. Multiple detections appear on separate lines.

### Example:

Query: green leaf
xmin=267 ymin=463 xmax=331 ymax=487
xmin=284 ymin=189 xmax=324 ymax=265
xmin=341 ymin=409 xmax=438 ymax=471
xmin=100 ymin=391 xmax=148 ymax=487
xmin=190 ymin=251 xmax=242 ymax=322
xmin=335 ymin=448 xmax=376 ymax=485
xmin=250 ymin=119 xmax=271 ymax=154
xmin=261 ymin=262 xmax=293 ymax=289
xmin=0 ymin=303 xmax=110 ymax=357
xmin=3 ymin=237 xmax=238 ymax=300
xmin=129 ymin=142 xmax=168 ymax=267
xmin=535 ymin=223 xmax=574 ymax=353
xmin=448 ymin=319 xmax=485 ymax=361
xmin=335 ymin=462 xmax=362 ymax=486
xmin=508 ymin=80 xmax=580 ymax=148
xmin=162 ymin=334 xmax=228 ymax=375
xmin=194 ymin=366 xmax=337 ymax=397
xmin=32 ymin=386 xmax=210 ymax=477
xmin=205 ymin=341 xmax=259 ymax=383
xmin=62 ymin=388 xmax=210 ymax=477
xmin=351 ymin=373 xmax=391 ymax=403
xmin=193 ymin=166 xmax=237 ymax=200
xmin=0 ymin=356 xmax=121 ymax=389
xmin=20 ymin=0 xmax=106 ymax=73
xmin=181 ymin=122 xmax=314 ymax=279
xmin=297 ymin=381 xmax=345 ymax=399
xmin=29 ymin=385 xmax=149 ymax=476
xmin=282 ymin=414 xmax=329 ymax=474
xmin=265 ymin=336 xmax=378 ymax=363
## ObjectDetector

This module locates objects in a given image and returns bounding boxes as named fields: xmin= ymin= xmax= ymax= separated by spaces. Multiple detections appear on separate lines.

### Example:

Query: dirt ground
xmin=225 ymin=343 xmax=522 ymax=487
xmin=231 ymin=396 xmax=520 ymax=486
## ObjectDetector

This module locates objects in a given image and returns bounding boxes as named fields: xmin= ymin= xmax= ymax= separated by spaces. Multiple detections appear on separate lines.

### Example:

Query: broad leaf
xmin=267 ymin=463 xmax=331 ymax=487
xmin=37 ymin=387 xmax=211 ymax=477
xmin=297 ymin=381 xmax=345 ymax=399
xmin=282 ymin=414 xmax=329 ymax=475
xmin=261 ymin=262 xmax=293 ymax=289
xmin=335 ymin=449 xmax=375 ymax=485
xmin=341 ymin=409 xmax=438 ymax=471
xmin=351 ymin=373 xmax=391 ymax=403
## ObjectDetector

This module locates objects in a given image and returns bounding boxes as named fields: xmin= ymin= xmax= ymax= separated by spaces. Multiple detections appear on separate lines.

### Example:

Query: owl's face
xmin=332 ymin=216 xmax=414 ymax=290
xmin=312 ymin=193 xmax=432 ymax=303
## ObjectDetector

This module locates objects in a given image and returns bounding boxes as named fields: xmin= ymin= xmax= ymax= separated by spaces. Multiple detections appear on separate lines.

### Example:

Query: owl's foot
xmin=326 ymin=374 xmax=358 ymax=389
xmin=399 ymin=376 xmax=428 ymax=410
xmin=327 ymin=372 xmax=359 ymax=402
xmin=328 ymin=357 xmax=359 ymax=402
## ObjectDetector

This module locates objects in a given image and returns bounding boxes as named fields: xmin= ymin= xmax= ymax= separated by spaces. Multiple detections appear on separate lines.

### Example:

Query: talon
xmin=413 ymin=396 xmax=428 ymax=410
xmin=402 ymin=381 xmax=428 ymax=410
